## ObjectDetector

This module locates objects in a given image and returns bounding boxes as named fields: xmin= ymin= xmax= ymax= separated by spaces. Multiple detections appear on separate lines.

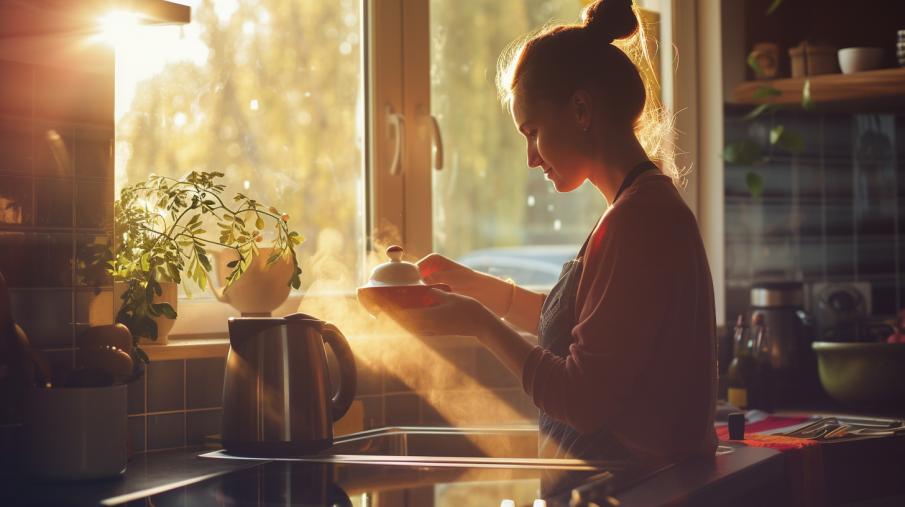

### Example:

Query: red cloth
xmin=522 ymin=172 xmax=718 ymax=464
xmin=714 ymin=415 xmax=812 ymax=442
xmin=716 ymin=417 xmax=824 ymax=507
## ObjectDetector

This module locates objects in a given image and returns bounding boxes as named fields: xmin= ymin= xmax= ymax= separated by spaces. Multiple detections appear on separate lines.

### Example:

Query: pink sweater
xmin=522 ymin=172 xmax=718 ymax=463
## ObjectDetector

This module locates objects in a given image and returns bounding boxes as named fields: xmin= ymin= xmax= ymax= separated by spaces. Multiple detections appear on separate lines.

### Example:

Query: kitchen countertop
xmin=1 ymin=439 xmax=785 ymax=506
xmin=4 ymin=423 xmax=905 ymax=506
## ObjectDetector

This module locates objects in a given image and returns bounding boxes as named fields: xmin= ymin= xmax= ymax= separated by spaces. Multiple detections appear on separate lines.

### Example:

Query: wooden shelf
xmin=731 ymin=67 xmax=905 ymax=107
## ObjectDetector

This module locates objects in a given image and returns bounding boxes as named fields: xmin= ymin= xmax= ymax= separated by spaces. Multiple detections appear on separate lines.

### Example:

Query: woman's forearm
xmin=475 ymin=272 xmax=545 ymax=333
xmin=474 ymin=305 xmax=538 ymax=380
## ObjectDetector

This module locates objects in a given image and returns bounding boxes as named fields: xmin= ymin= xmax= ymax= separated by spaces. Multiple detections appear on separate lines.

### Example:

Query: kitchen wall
xmin=0 ymin=4 xmax=537 ymax=456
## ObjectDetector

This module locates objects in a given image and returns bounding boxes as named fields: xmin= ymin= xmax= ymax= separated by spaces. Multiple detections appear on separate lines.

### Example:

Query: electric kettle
xmin=221 ymin=313 xmax=357 ymax=456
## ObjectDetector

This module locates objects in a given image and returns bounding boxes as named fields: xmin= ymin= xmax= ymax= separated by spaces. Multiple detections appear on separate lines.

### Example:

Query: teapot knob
xmin=386 ymin=245 xmax=404 ymax=262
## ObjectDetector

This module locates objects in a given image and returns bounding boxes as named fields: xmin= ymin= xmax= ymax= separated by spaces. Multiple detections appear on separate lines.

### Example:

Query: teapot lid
xmin=363 ymin=245 xmax=425 ymax=287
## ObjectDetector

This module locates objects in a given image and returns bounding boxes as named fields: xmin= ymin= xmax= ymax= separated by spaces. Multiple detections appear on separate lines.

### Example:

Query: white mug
xmin=24 ymin=385 xmax=127 ymax=480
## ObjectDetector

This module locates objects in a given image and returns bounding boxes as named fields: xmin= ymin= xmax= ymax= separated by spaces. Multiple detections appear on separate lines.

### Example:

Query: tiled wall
xmin=0 ymin=55 xmax=115 ymax=385
xmin=127 ymin=358 xmax=226 ymax=453
xmin=724 ymin=107 xmax=905 ymax=321
xmin=130 ymin=340 xmax=538 ymax=453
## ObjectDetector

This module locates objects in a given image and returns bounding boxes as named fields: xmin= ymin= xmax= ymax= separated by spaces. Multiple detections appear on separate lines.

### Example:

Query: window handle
xmin=386 ymin=105 xmax=406 ymax=175
xmin=430 ymin=115 xmax=444 ymax=171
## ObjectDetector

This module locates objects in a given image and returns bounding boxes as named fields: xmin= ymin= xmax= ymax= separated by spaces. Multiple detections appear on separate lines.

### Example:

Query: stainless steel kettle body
xmin=221 ymin=313 xmax=357 ymax=456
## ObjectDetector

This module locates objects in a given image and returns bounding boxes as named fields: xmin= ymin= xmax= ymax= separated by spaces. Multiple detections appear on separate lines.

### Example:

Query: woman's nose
xmin=527 ymin=144 xmax=543 ymax=168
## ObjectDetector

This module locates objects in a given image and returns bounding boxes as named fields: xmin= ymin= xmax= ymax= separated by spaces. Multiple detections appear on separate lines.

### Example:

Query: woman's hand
xmin=383 ymin=287 xmax=536 ymax=380
xmin=382 ymin=288 xmax=490 ymax=338
xmin=417 ymin=254 xmax=511 ymax=315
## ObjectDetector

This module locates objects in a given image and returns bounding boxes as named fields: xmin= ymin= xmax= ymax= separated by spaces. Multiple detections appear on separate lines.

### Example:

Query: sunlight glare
xmin=99 ymin=11 xmax=140 ymax=46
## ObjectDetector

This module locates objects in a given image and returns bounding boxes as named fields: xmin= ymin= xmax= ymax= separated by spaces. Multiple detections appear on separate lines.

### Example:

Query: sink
xmin=327 ymin=426 xmax=539 ymax=458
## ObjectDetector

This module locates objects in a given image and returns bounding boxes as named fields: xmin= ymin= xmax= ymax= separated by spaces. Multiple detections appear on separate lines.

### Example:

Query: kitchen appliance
xmin=357 ymin=245 xmax=450 ymax=316
xmin=747 ymin=282 xmax=817 ymax=405
xmin=811 ymin=282 xmax=879 ymax=342
xmin=221 ymin=313 xmax=357 ymax=456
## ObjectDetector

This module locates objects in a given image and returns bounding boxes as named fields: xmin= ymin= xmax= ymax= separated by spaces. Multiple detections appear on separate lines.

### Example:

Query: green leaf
xmin=722 ymin=141 xmax=763 ymax=166
xmin=752 ymin=86 xmax=781 ymax=100
xmin=746 ymin=172 xmax=764 ymax=199
xmin=198 ymin=253 xmax=212 ymax=272
xmin=747 ymin=51 xmax=764 ymax=78
xmin=775 ymin=129 xmax=805 ymax=154
xmin=766 ymin=0 xmax=783 ymax=15
xmin=226 ymin=259 xmax=239 ymax=268
xmin=769 ymin=125 xmax=785 ymax=145
xmin=157 ymin=303 xmax=177 ymax=320
xmin=801 ymin=79 xmax=814 ymax=110
xmin=743 ymin=103 xmax=773 ymax=121
xmin=134 ymin=347 xmax=149 ymax=365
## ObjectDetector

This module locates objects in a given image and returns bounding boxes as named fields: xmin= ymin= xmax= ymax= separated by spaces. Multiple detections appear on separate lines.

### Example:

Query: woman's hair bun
xmin=581 ymin=0 xmax=639 ymax=44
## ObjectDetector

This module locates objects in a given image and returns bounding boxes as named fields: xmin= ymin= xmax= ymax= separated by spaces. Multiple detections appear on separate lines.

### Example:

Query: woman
xmin=388 ymin=0 xmax=717 ymax=467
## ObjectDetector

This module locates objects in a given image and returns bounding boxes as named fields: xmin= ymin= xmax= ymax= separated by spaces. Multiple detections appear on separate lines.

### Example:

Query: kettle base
xmin=222 ymin=438 xmax=333 ymax=457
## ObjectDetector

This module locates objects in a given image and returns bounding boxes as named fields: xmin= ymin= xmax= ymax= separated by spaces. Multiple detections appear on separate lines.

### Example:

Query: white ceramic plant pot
xmin=838 ymin=47 xmax=884 ymax=74
xmin=24 ymin=385 xmax=128 ymax=480
xmin=209 ymin=247 xmax=294 ymax=316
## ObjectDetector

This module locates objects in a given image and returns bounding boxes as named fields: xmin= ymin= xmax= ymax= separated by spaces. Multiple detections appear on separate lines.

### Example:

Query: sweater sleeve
xmin=522 ymin=207 xmax=682 ymax=434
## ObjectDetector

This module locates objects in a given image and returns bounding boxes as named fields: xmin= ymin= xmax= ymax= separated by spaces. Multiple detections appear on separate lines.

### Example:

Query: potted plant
xmin=110 ymin=170 xmax=303 ymax=360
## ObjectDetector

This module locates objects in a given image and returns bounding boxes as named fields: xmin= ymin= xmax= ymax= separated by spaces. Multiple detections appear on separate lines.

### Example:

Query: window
xmin=114 ymin=0 xmax=365 ymax=334
xmin=113 ymin=0 xmax=675 ymax=336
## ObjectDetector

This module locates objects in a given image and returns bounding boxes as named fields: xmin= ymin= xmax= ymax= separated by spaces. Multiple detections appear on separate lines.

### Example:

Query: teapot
xmin=357 ymin=245 xmax=450 ymax=316
xmin=221 ymin=313 xmax=356 ymax=456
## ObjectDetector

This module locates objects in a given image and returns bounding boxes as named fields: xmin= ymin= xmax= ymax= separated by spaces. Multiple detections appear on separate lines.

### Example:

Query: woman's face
xmin=510 ymin=85 xmax=590 ymax=192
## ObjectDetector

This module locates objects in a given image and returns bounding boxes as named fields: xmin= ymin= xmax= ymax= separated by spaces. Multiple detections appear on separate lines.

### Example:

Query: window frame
xmin=161 ymin=0 xmax=724 ymax=339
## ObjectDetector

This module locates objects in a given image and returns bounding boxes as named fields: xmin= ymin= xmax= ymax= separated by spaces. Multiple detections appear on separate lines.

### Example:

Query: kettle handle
xmin=320 ymin=322 xmax=357 ymax=421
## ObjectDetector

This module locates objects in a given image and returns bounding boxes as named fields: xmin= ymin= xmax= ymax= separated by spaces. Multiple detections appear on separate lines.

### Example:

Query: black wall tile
xmin=75 ymin=236 xmax=112 ymax=288
xmin=34 ymin=123 xmax=74 ymax=176
xmin=355 ymin=362 xmax=383 ymax=396
xmin=0 ymin=119 xmax=33 ymax=174
xmin=75 ymin=179 xmax=111 ymax=228
xmin=148 ymin=413 xmax=185 ymax=450
xmin=34 ymin=177 xmax=72 ymax=227
xmin=128 ymin=415 xmax=146 ymax=454
xmin=384 ymin=393 xmax=420 ymax=426
xmin=358 ymin=396 xmax=384 ymax=429
xmin=9 ymin=289 xmax=73 ymax=349
xmin=35 ymin=67 xmax=113 ymax=125
xmin=74 ymin=126 xmax=112 ymax=178
xmin=31 ymin=233 xmax=74 ymax=287
xmin=148 ymin=360 xmax=185 ymax=412
xmin=186 ymin=357 xmax=225 ymax=409
xmin=0 ymin=60 xmax=34 ymax=117
xmin=127 ymin=374 xmax=146 ymax=415
xmin=186 ymin=409 xmax=221 ymax=445
xmin=0 ymin=174 xmax=33 ymax=226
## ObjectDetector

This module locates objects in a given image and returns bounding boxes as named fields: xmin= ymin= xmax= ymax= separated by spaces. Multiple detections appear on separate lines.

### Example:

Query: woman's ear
xmin=571 ymin=90 xmax=593 ymax=132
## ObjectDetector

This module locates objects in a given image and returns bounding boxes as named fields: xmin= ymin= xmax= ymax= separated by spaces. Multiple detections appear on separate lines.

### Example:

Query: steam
xmin=296 ymin=230 xmax=541 ymax=457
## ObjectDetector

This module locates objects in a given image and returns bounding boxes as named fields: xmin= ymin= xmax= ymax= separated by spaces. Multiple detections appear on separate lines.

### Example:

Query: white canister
xmin=24 ymin=385 xmax=128 ymax=480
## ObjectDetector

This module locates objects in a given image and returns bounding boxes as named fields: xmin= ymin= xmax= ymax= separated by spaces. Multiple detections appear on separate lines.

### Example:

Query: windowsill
xmin=142 ymin=338 xmax=230 ymax=361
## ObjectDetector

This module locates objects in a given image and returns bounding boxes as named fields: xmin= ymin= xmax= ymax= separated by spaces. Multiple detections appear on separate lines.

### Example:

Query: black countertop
xmin=1 ymin=441 xmax=785 ymax=507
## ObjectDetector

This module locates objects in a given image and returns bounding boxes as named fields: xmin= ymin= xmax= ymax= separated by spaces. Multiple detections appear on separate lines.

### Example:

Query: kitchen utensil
xmin=812 ymin=341 xmax=905 ymax=407
xmin=209 ymin=247 xmax=295 ymax=317
xmin=838 ymin=47 xmax=884 ymax=74
xmin=24 ymin=384 xmax=128 ymax=479
xmin=747 ymin=282 xmax=817 ymax=405
xmin=357 ymin=245 xmax=451 ymax=316
xmin=221 ymin=313 xmax=357 ymax=456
